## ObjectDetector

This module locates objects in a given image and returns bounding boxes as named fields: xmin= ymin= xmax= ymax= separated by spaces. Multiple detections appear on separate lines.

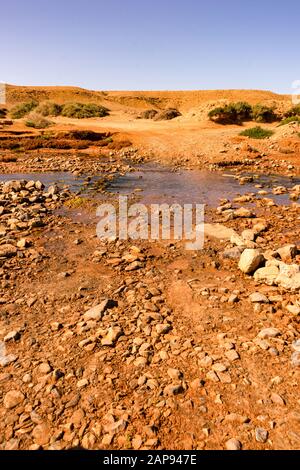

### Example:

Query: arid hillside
xmin=5 ymin=85 xmax=291 ymax=113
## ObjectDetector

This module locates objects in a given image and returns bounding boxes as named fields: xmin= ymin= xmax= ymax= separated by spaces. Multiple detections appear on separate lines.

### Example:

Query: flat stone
xmin=4 ymin=390 xmax=25 ymax=409
xmin=4 ymin=330 xmax=21 ymax=342
xmin=204 ymin=224 xmax=237 ymax=240
xmin=155 ymin=324 xmax=172 ymax=335
xmin=167 ymin=368 xmax=182 ymax=380
xmin=77 ymin=379 xmax=89 ymax=389
xmin=249 ymin=292 xmax=269 ymax=303
xmin=258 ymin=328 xmax=281 ymax=339
xmin=101 ymin=326 xmax=123 ymax=346
xmin=83 ymin=299 xmax=117 ymax=321
xmin=206 ymin=371 xmax=219 ymax=382
xmin=271 ymin=392 xmax=285 ymax=405
xmin=222 ymin=246 xmax=244 ymax=259
xmin=234 ymin=207 xmax=254 ymax=218
xmin=225 ymin=350 xmax=240 ymax=361
xmin=0 ymin=354 xmax=18 ymax=367
xmin=38 ymin=363 xmax=52 ymax=374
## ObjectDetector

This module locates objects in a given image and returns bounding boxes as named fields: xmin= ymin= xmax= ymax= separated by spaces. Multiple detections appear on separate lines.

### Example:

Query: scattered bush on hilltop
xmin=239 ymin=126 xmax=274 ymax=139
xmin=61 ymin=102 xmax=109 ymax=118
xmin=10 ymin=100 xmax=39 ymax=119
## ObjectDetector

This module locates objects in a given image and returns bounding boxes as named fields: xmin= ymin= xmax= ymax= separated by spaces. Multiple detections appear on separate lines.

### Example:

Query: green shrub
xmin=251 ymin=105 xmax=277 ymax=123
xmin=278 ymin=116 xmax=300 ymax=126
xmin=25 ymin=113 xmax=53 ymax=129
xmin=10 ymin=100 xmax=38 ymax=119
xmin=239 ymin=126 xmax=274 ymax=139
xmin=208 ymin=102 xmax=252 ymax=124
xmin=284 ymin=105 xmax=300 ymax=118
xmin=35 ymin=101 xmax=62 ymax=117
xmin=61 ymin=102 xmax=109 ymax=118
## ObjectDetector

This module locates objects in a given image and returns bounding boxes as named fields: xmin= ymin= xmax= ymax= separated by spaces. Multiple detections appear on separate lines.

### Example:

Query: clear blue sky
xmin=1 ymin=0 xmax=300 ymax=93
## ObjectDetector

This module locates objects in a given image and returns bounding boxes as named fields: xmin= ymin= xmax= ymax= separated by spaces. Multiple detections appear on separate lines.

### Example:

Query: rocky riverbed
xmin=0 ymin=158 xmax=299 ymax=450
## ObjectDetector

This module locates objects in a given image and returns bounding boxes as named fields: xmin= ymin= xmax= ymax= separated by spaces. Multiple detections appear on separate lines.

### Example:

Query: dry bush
xmin=107 ymin=139 xmax=132 ymax=150
xmin=25 ymin=113 xmax=53 ymax=129
xmin=61 ymin=102 xmax=109 ymax=118
xmin=10 ymin=100 xmax=38 ymax=119
xmin=35 ymin=101 xmax=62 ymax=116
xmin=138 ymin=109 xmax=158 ymax=119
xmin=154 ymin=108 xmax=181 ymax=121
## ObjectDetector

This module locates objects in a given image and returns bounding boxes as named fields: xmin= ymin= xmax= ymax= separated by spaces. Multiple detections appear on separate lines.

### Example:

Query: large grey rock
xmin=222 ymin=246 xmax=244 ymax=260
xmin=83 ymin=299 xmax=117 ymax=321
xmin=238 ymin=249 xmax=265 ymax=274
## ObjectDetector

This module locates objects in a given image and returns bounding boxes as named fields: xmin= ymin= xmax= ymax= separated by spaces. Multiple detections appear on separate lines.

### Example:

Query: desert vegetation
xmin=284 ymin=105 xmax=300 ymax=118
xmin=35 ymin=101 xmax=62 ymax=117
xmin=9 ymin=100 xmax=109 ymax=120
xmin=138 ymin=109 xmax=158 ymax=119
xmin=61 ymin=102 xmax=109 ymax=118
xmin=208 ymin=102 xmax=252 ymax=124
xmin=239 ymin=126 xmax=274 ymax=139
xmin=208 ymin=102 xmax=277 ymax=124
xmin=154 ymin=108 xmax=181 ymax=121
xmin=279 ymin=116 xmax=300 ymax=126
xmin=10 ymin=100 xmax=38 ymax=119
xmin=25 ymin=112 xmax=53 ymax=129
xmin=251 ymin=104 xmax=277 ymax=123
